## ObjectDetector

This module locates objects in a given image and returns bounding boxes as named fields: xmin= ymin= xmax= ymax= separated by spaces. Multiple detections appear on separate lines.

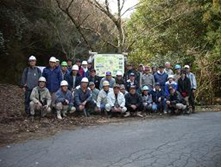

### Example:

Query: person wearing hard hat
xmin=125 ymin=73 xmax=139 ymax=92
xmin=29 ymin=77 xmax=52 ymax=120
xmin=75 ymin=58 xmax=81 ymax=69
xmin=150 ymin=82 xmax=167 ymax=114
xmin=154 ymin=65 xmax=168 ymax=92
xmin=56 ymin=59 xmax=60 ymax=68
xmin=184 ymin=65 xmax=197 ymax=113
xmin=123 ymin=63 xmax=137 ymax=83
xmin=99 ymin=71 xmax=116 ymax=89
xmin=65 ymin=64 xmax=82 ymax=93
xmin=79 ymin=61 xmax=90 ymax=78
xmin=106 ymin=84 xmax=127 ymax=117
xmin=60 ymin=61 xmax=69 ymax=80
xmin=166 ymin=86 xmax=187 ymax=114
xmin=42 ymin=56 xmax=62 ymax=107
xmin=21 ymin=55 xmax=42 ymax=115
xmin=142 ymin=66 xmax=155 ymax=90
xmin=88 ymin=69 xmax=101 ymax=90
xmin=88 ymin=81 xmax=100 ymax=113
xmin=124 ymin=85 xmax=143 ymax=117
xmin=177 ymin=69 xmax=191 ymax=114
xmin=115 ymin=71 xmax=125 ymax=85
xmin=67 ymin=59 xmax=73 ymax=72
xmin=174 ymin=64 xmax=182 ymax=82
xmin=165 ymin=75 xmax=178 ymax=97
xmin=96 ymin=80 xmax=113 ymax=114
xmin=141 ymin=85 xmax=157 ymax=114
xmin=74 ymin=77 xmax=93 ymax=117
xmin=120 ymin=84 xmax=128 ymax=96
xmin=164 ymin=61 xmax=174 ymax=75
xmin=55 ymin=80 xmax=76 ymax=119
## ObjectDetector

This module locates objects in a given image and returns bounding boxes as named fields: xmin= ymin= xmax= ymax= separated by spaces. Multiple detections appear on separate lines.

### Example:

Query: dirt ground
xmin=0 ymin=84 xmax=220 ymax=147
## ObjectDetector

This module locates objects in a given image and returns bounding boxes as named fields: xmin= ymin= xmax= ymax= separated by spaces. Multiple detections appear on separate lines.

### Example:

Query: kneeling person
xmin=106 ymin=84 xmax=127 ymax=117
xmin=55 ymin=80 xmax=76 ymax=119
xmin=141 ymin=85 xmax=157 ymax=113
xmin=30 ymin=77 xmax=51 ymax=119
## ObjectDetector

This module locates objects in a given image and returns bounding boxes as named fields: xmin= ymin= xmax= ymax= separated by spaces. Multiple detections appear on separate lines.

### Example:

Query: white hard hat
xmin=49 ymin=56 xmax=57 ymax=63
xmin=168 ymin=75 xmax=174 ymax=79
xmin=72 ymin=64 xmax=79 ymax=71
xmin=184 ymin=65 xmax=190 ymax=69
xmin=82 ymin=61 xmax=88 ymax=65
xmin=38 ymin=77 xmax=46 ymax=82
xmin=29 ymin=55 xmax=36 ymax=61
xmin=56 ymin=59 xmax=60 ymax=62
xmin=81 ymin=77 xmax=89 ymax=83
xmin=60 ymin=80 xmax=68 ymax=86
xmin=142 ymin=85 xmax=149 ymax=91
xmin=103 ymin=81 xmax=110 ymax=87
xmin=116 ymin=71 xmax=123 ymax=76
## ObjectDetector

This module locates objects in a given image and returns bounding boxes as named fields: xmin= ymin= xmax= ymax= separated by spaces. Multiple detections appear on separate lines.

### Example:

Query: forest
xmin=0 ymin=0 xmax=220 ymax=104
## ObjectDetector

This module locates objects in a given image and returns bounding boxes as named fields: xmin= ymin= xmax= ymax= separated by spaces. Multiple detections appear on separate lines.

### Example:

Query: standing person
xmin=96 ymin=81 xmax=113 ymax=114
xmin=124 ymin=63 xmax=137 ymax=82
xmin=137 ymin=64 xmax=144 ymax=88
xmin=115 ymin=71 xmax=125 ymax=85
xmin=21 ymin=55 xmax=42 ymax=115
xmin=88 ymin=69 xmax=101 ymax=90
xmin=141 ymin=86 xmax=156 ymax=114
xmin=75 ymin=58 xmax=81 ymax=70
xmin=154 ymin=65 xmax=168 ymax=92
xmin=178 ymin=69 xmax=191 ymax=113
xmin=65 ymin=64 xmax=82 ymax=92
xmin=164 ymin=62 xmax=174 ymax=75
xmin=55 ymin=80 xmax=76 ymax=119
xmin=56 ymin=59 xmax=60 ymax=68
xmin=74 ymin=77 xmax=93 ymax=117
xmin=42 ymin=56 xmax=62 ymax=107
xmin=124 ymin=85 xmax=143 ymax=117
xmin=165 ymin=75 xmax=178 ymax=97
xmin=106 ymin=84 xmax=127 ymax=117
xmin=142 ymin=66 xmax=155 ymax=90
xmin=87 ymin=61 xmax=93 ymax=72
xmin=60 ymin=61 xmax=69 ymax=80
xmin=29 ymin=77 xmax=51 ymax=120
xmin=174 ymin=64 xmax=182 ymax=82
xmin=150 ymin=82 xmax=167 ymax=114
xmin=184 ymin=65 xmax=197 ymax=113
xmin=152 ymin=66 xmax=157 ymax=75
xmin=79 ymin=61 xmax=90 ymax=78
xmin=99 ymin=71 xmax=116 ymax=89
xmin=67 ymin=59 xmax=73 ymax=72
xmin=125 ymin=73 xmax=139 ymax=92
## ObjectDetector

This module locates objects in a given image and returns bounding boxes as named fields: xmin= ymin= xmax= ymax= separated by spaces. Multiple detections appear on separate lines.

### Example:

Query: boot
xmin=62 ymin=110 xmax=67 ymax=117
xmin=136 ymin=112 xmax=143 ymax=118
xmin=124 ymin=112 xmax=130 ymax=117
xmin=57 ymin=111 xmax=62 ymax=120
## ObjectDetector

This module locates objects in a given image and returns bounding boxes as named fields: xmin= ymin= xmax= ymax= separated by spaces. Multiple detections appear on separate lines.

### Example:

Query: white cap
xmin=49 ymin=56 xmax=57 ymax=63
xmin=116 ymin=71 xmax=123 ymax=76
xmin=103 ymin=81 xmax=110 ymax=86
xmin=29 ymin=55 xmax=36 ymax=61
xmin=60 ymin=80 xmax=68 ymax=86
xmin=38 ymin=77 xmax=46 ymax=82
xmin=82 ymin=61 xmax=88 ymax=65
xmin=165 ymin=61 xmax=170 ymax=65
xmin=72 ymin=65 xmax=79 ymax=71
xmin=81 ymin=77 xmax=89 ymax=83
xmin=184 ymin=65 xmax=190 ymax=69
xmin=168 ymin=75 xmax=175 ymax=79
xmin=56 ymin=59 xmax=60 ymax=62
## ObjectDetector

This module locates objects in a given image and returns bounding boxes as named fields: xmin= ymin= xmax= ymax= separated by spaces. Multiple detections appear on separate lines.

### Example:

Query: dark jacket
xmin=79 ymin=68 xmax=90 ymax=78
xmin=42 ymin=66 xmax=62 ymax=93
xmin=125 ymin=79 xmax=139 ymax=92
xmin=150 ymin=88 xmax=165 ymax=103
xmin=88 ymin=75 xmax=101 ymax=89
xmin=125 ymin=92 xmax=143 ymax=108
xmin=154 ymin=71 xmax=168 ymax=90
xmin=74 ymin=87 xmax=92 ymax=106
xmin=55 ymin=89 xmax=73 ymax=106
xmin=177 ymin=77 xmax=191 ymax=97
xmin=166 ymin=91 xmax=185 ymax=105
xmin=115 ymin=77 xmax=125 ymax=85
xmin=64 ymin=71 xmax=82 ymax=90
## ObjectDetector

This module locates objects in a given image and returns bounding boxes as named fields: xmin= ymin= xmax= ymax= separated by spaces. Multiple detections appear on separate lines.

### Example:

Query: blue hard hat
xmin=174 ymin=64 xmax=181 ymax=70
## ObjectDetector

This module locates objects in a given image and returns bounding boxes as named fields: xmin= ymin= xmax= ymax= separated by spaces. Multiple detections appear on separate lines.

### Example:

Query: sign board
xmin=94 ymin=54 xmax=125 ymax=77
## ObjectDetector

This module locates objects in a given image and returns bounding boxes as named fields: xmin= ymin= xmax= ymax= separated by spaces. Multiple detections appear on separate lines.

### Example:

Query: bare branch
xmin=121 ymin=2 xmax=142 ymax=17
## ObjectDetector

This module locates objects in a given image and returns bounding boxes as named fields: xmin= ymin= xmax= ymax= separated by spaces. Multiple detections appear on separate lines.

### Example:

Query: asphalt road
xmin=0 ymin=112 xmax=220 ymax=167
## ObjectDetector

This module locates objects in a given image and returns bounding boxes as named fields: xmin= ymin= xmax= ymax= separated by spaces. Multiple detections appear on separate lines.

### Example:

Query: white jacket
xmin=97 ymin=88 xmax=113 ymax=107
xmin=107 ymin=91 xmax=125 ymax=108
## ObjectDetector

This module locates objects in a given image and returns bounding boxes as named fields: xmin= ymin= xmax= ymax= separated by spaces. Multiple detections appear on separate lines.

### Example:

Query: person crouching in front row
xmin=55 ymin=80 xmax=76 ymax=119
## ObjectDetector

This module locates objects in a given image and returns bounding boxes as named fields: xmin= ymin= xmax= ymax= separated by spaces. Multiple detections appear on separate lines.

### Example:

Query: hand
xmin=192 ymin=89 xmax=196 ymax=94
xmin=82 ymin=101 xmax=87 ymax=106
xmin=166 ymin=101 xmax=170 ymax=105
xmin=131 ymin=105 xmax=137 ymax=110
xmin=22 ymin=87 xmax=26 ymax=92
xmin=79 ymin=105 xmax=84 ymax=111
xmin=65 ymin=99 xmax=69 ymax=104
xmin=158 ymin=97 xmax=161 ymax=102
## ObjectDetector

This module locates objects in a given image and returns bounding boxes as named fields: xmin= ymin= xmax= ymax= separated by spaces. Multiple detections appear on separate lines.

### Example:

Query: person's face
xmin=185 ymin=68 xmax=190 ymax=73
xmin=61 ymin=86 xmax=68 ymax=92
xmin=155 ymin=85 xmax=160 ymax=90
xmin=130 ymin=75 xmax=135 ymax=81
xmin=159 ymin=68 xmax=164 ymax=73
xmin=145 ymin=68 xmax=150 ymax=74
xmin=152 ymin=67 xmax=157 ymax=73
xmin=114 ymin=87 xmax=120 ymax=94
xmin=89 ymin=84 xmax=95 ymax=90
xmin=90 ymin=71 xmax=96 ymax=77
xmin=72 ymin=70 xmax=78 ymax=75
xmin=88 ymin=64 xmax=92 ymax=68
xmin=143 ymin=90 xmax=148 ymax=95
xmin=29 ymin=60 xmax=36 ymax=66
xmin=76 ymin=62 xmax=81 ymax=66
xmin=56 ymin=62 xmax=60 ymax=66
xmin=170 ymin=89 xmax=175 ymax=94
xmin=176 ymin=69 xmax=181 ymax=74
xmin=103 ymin=85 xmax=109 ymax=91
xmin=130 ymin=88 xmax=136 ymax=94
xmin=62 ymin=66 xmax=67 ymax=71
xmin=165 ymin=63 xmax=170 ymax=68
xmin=49 ymin=62 xmax=56 ymax=68
xmin=67 ymin=61 xmax=72 ymax=66
xmin=168 ymin=78 xmax=173 ymax=82
xmin=39 ymin=81 xmax=45 ymax=88
xmin=82 ymin=64 xmax=87 ymax=68
xmin=127 ymin=65 xmax=132 ymax=70
xmin=106 ymin=75 xmax=111 ymax=80
xmin=181 ymin=73 xmax=186 ymax=78
xmin=81 ymin=82 xmax=88 ymax=88
xmin=120 ymin=88 xmax=125 ymax=93
xmin=116 ymin=75 xmax=122 ymax=79
xmin=139 ymin=66 xmax=143 ymax=71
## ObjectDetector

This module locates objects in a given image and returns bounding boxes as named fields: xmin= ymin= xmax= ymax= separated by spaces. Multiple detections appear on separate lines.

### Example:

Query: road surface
xmin=0 ymin=112 xmax=220 ymax=167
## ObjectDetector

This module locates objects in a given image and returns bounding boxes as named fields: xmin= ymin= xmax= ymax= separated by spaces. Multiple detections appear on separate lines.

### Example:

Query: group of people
xmin=21 ymin=55 xmax=197 ymax=120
